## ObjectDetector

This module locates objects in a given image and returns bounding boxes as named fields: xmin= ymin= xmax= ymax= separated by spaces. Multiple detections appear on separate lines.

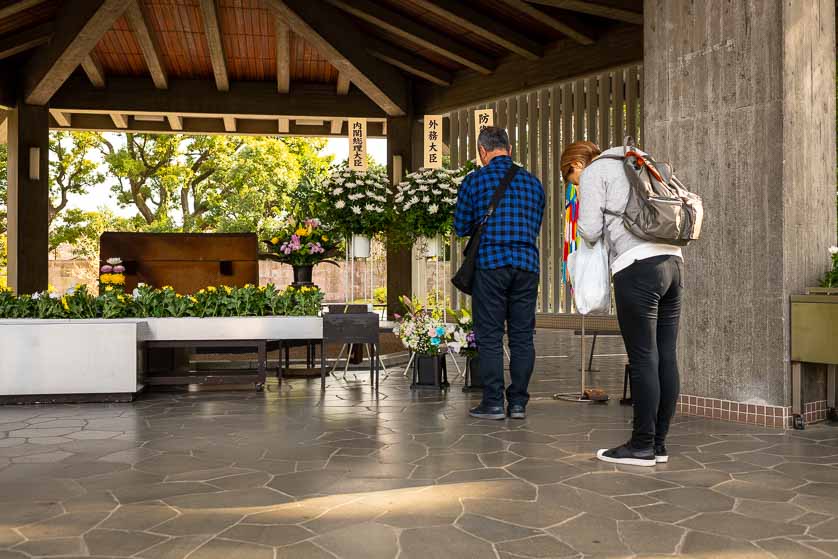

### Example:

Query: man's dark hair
xmin=477 ymin=126 xmax=511 ymax=152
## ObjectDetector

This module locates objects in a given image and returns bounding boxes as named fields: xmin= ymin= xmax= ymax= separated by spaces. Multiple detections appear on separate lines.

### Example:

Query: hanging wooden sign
xmin=423 ymin=115 xmax=442 ymax=169
xmin=348 ymin=118 xmax=367 ymax=171
xmin=474 ymin=108 xmax=494 ymax=165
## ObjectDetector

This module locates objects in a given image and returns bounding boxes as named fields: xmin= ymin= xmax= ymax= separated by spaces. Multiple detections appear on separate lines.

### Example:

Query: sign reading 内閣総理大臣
xmin=348 ymin=118 xmax=367 ymax=171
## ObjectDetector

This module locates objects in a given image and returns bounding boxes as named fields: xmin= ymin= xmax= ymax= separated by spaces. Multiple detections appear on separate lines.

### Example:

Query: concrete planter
xmin=141 ymin=316 xmax=323 ymax=341
xmin=0 ymin=319 xmax=143 ymax=398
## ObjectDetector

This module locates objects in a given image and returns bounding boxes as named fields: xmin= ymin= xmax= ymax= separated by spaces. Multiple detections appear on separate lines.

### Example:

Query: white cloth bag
xmin=567 ymin=239 xmax=611 ymax=315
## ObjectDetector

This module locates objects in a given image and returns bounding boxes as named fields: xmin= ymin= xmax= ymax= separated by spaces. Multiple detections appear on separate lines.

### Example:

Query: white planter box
xmin=0 ymin=320 xmax=142 ymax=396
xmin=141 ymin=316 xmax=323 ymax=341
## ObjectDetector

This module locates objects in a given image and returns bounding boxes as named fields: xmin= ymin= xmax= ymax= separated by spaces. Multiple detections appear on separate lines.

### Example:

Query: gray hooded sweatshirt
xmin=577 ymin=146 xmax=682 ymax=275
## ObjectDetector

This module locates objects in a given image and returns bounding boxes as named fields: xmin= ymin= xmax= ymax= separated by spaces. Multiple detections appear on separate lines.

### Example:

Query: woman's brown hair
xmin=560 ymin=141 xmax=601 ymax=182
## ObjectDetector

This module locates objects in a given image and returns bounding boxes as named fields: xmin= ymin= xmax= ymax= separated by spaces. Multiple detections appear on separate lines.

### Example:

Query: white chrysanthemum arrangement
xmin=325 ymin=162 xmax=392 ymax=237
xmin=394 ymin=167 xmax=463 ymax=239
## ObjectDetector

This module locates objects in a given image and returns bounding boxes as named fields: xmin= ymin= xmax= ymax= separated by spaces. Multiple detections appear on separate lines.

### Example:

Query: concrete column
xmin=7 ymin=103 xmax=49 ymax=294
xmin=385 ymin=115 xmax=422 ymax=318
xmin=644 ymin=0 xmax=837 ymax=406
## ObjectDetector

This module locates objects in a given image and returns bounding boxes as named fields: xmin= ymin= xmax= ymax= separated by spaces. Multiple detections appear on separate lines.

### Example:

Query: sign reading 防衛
xmin=348 ymin=118 xmax=367 ymax=171
xmin=474 ymin=109 xmax=494 ymax=166
xmin=424 ymin=115 xmax=442 ymax=169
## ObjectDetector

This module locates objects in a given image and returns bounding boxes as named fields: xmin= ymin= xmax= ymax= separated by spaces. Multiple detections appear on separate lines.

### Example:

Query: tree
xmin=49 ymin=132 xmax=105 ymax=225
xmin=50 ymin=208 xmax=138 ymax=258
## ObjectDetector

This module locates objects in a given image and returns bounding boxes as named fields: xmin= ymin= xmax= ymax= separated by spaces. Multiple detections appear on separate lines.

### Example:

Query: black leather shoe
xmin=654 ymin=444 xmax=669 ymax=463
xmin=507 ymin=404 xmax=526 ymax=419
xmin=596 ymin=442 xmax=656 ymax=467
xmin=469 ymin=404 xmax=506 ymax=420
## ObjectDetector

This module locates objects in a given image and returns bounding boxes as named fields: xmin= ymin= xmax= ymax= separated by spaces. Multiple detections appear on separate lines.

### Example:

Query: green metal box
xmin=791 ymin=289 xmax=838 ymax=364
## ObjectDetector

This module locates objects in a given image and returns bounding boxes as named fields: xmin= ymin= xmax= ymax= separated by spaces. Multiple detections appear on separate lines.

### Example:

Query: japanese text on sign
xmin=474 ymin=109 xmax=494 ymax=166
xmin=424 ymin=115 xmax=442 ymax=169
xmin=348 ymin=118 xmax=367 ymax=171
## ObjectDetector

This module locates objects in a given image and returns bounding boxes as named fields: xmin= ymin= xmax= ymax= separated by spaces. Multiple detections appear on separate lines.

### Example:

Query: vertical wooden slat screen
xmin=439 ymin=64 xmax=642 ymax=317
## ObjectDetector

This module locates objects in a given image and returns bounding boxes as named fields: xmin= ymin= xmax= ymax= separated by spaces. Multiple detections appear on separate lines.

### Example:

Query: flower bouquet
xmin=821 ymin=245 xmax=838 ymax=288
xmin=99 ymin=257 xmax=126 ymax=293
xmin=324 ymin=162 xmax=392 ymax=249
xmin=394 ymin=168 xmax=462 ymax=245
xmin=262 ymin=217 xmax=340 ymax=286
xmin=448 ymin=308 xmax=477 ymax=357
xmin=394 ymin=296 xmax=453 ymax=356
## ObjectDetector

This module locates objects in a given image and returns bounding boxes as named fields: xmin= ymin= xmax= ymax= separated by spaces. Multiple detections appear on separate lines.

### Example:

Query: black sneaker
xmin=507 ymin=404 xmax=526 ymax=419
xmin=469 ymin=404 xmax=506 ymax=420
xmin=596 ymin=443 xmax=656 ymax=467
xmin=655 ymin=444 xmax=668 ymax=463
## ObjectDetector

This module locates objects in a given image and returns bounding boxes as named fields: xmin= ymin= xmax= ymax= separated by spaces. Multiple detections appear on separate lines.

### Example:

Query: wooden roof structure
xmin=0 ymin=0 xmax=643 ymax=138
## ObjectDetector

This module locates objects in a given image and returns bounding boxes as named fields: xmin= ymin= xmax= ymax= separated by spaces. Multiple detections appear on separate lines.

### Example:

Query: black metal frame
xmin=322 ymin=312 xmax=380 ymax=392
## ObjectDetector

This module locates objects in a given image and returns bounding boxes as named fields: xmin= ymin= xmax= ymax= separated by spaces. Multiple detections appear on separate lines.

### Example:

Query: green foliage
xmin=0 ymin=283 xmax=324 ymax=319
xmin=821 ymin=248 xmax=838 ymax=288
xmin=49 ymin=132 xmax=105 ymax=225
xmin=373 ymin=286 xmax=387 ymax=305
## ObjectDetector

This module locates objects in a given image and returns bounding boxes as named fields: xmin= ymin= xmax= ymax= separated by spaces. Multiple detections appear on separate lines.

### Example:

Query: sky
xmin=69 ymin=136 xmax=389 ymax=216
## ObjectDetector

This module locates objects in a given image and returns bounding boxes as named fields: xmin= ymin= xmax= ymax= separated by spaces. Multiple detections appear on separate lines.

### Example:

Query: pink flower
xmin=304 ymin=218 xmax=321 ymax=229
xmin=307 ymin=242 xmax=324 ymax=254
xmin=100 ymin=265 xmax=113 ymax=273
xmin=113 ymin=265 xmax=125 ymax=273
xmin=290 ymin=235 xmax=302 ymax=250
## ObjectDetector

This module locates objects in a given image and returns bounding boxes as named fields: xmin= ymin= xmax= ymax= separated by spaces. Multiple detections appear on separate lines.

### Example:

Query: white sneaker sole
xmin=596 ymin=449 xmax=656 ymax=467
xmin=656 ymin=455 xmax=669 ymax=463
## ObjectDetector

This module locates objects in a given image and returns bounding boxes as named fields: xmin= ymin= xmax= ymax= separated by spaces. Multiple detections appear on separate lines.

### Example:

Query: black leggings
xmin=614 ymin=255 xmax=683 ymax=449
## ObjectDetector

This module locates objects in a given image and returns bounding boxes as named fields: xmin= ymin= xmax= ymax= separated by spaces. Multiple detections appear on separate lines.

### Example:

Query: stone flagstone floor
xmin=0 ymin=331 xmax=836 ymax=558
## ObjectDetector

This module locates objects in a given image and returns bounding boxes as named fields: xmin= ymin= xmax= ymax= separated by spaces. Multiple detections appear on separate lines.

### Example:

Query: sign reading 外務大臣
xmin=474 ymin=109 xmax=494 ymax=165
xmin=348 ymin=118 xmax=367 ymax=171
xmin=424 ymin=115 xmax=442 ymax=169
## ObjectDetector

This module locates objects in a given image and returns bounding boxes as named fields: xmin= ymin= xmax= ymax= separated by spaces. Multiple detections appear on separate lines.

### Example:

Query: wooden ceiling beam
xmin=264 ymin=0 xmax=407 ymax=116
xmin=526 ymin=0 xmax=642 ymax=24
xmin=411 ymin=0 xmax=542 ymax=60
xmin=336 ymin=73 xmax=350 ymax=95
xmin=330 ymin=119 xmax=342 ymax=134
xmin=0 ymin=22 xmax=52 ymax=61
xmin=415 ymin=23 xmax=639 ymax=114
xmin=497 ymin=0 xmax=594 ymax=45
xmin=167 ymin=114 xmax=182 ymax=130
xmin=53 ymin=112 xmax=388 ymax=138
xmin=125 ymin=0 xmax=168 ymax=89
xmin=328 ymin=0 xmax=495 ymax=74
xmin=366 ymin=38 xmax=452 ymax=87
xmin=110 ymin=113 xmax=128 ymax=128
xmin=80 ymin=54 xmax=106 ymax=88
xmin=0 ymin=0 xmax=48 ymax=21
xmin=0 ymin=110 xmax=8 ymax=144
xmin=50 ymin=77 xmax=388 ymax=119
xmin=49 ymin=108 xmax=71 ymax=127
xmin=199 ymin=0 xmax=229 ymax=92
xmin=275 ymin=16 xmax=290 ymax=93
xmin=223 ymin=116 xmax=236 ymax=132
xmin=23 ymin=0 xmax=127 ymax=106
xmin=277 ymin=117 xmax=289 ymax=133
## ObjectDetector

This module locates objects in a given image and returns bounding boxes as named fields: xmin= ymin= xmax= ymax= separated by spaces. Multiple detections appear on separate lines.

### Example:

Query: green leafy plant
xmin=821 ymin=246 xmax=838 ymax=288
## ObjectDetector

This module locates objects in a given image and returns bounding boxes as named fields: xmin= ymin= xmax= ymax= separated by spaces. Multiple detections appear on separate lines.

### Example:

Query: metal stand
xmin=553 ymin=314 xmax=592 ymax=403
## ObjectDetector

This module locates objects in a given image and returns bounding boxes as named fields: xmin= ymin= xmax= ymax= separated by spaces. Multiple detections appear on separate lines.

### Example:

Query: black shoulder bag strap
xmin=451 ymin=164 xmax=520 ymax=295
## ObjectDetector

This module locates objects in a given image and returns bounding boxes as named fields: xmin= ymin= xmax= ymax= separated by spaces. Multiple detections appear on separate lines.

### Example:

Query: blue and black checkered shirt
xmin=454 ymin=155 xmax=545 ymax=273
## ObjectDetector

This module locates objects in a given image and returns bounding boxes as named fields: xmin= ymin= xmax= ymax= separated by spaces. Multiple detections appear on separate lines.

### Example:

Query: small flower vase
xmin=351 ymin=234 xmax=371 ymax=259
xmin=419 ymin=236 xmax=442 ymax=259
xmin=463 ymin=354 xmax=483 ymax=392
xmin=411 ymin=353 xmax=449 ymax=390
xmin=291 ymin=264 xmax=315 ymax=288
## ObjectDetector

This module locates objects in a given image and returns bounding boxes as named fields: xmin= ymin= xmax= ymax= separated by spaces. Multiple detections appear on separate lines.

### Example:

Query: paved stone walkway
xmin=0 ymin=332 xmax=836 ymax=558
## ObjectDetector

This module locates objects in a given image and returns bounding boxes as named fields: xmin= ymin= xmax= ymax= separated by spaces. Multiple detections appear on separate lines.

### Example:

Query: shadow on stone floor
xmin=0 ymin=331 xmax=836 ymax=558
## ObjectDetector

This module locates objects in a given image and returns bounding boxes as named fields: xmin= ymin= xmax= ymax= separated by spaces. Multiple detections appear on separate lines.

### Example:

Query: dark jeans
xmin=614 ymin=255 xmax=683 ymax=449
xmin=472 ymin=267 xmax=539 ymax=408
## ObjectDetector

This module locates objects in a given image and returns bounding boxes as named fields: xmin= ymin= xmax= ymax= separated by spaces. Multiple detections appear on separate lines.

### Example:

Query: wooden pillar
xmin=385 ymin=115 xmax=421 ymax=319
xmin=6 ymin=104 xmax=49 ymax=294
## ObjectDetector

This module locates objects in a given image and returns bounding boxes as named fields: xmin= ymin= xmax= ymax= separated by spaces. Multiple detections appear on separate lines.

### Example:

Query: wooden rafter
xmin=0 ymin=22 xmax=52 ymax=61
xmin=81 ymin=54 xmax=106 ymax=88
xmin=110 ymin=113 xmax=128 ymax=128
xmin=125 ymin=0 xmax=168 ymax=89
xmin=50 ymin=77 xmax=388 ymax=119
xmin=264 ymin=0 xmax=407 ymax=116
xmin=23 ymin=0 xmax=127 ymax=106
xmin=0 ymin=110 xmax=7 ymax=145
xmin=275 ymin=16 xmax=290 ymax=93
xmin=411 ymin=0 xmax=542 ymax=60
xmin=199 ymin=0 xmax=229 ymax=92
xmin=330 ymin=119 xmax=342 ymax=134
xmin=366 ymin=38 xmax=452 ymax=87
xmin=167 ymin=114 xmax=183 ymax=130
xmin=497 ymin=0 xmax=594 ymax=45
xmin=328 ymin=0 xmax=495 ymax=74
xmin=49 ymin=109 xmax=71 ymax=127
xmin=336 ymin=73 xmax=350 ymax=95
xmin=526 ymin=0 xmax=642 ymax=24
xmin=277 ymin=117 xmax=289 ymax=133
xmin=0 ymin=0 xmax=47 ymax=20
xmin=223 ymin=116 xmax=236 ymax=132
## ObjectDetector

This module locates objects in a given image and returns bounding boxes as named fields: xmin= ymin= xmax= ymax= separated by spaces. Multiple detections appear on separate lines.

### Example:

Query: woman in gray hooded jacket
xmin=561 ymin=140 xmax=684 ymax=467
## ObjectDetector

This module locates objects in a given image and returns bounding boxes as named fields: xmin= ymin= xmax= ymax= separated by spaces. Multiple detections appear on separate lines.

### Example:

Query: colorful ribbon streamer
xmin=562 ymin=182 xmax=579 ymax=285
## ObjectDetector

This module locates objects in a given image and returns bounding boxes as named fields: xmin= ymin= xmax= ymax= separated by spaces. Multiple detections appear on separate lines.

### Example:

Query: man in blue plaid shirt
xmin=455 ymin=127 xmax=545 ymax=420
